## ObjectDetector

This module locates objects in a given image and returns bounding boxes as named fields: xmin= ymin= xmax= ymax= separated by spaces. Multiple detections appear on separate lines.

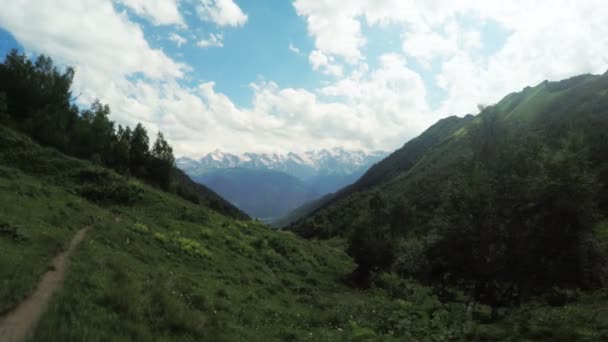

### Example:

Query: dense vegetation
xmin=290 ymin=73 xmax=608 ymax=317
xmin=3 ymin=109 xmax=607 ymax=341
xmin=1 ymin=49 xmax=607 ymax=340
xmin=0 ymin=50 xmax=246 ymax=219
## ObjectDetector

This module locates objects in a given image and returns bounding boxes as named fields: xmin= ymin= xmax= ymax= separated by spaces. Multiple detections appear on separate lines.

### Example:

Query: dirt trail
xmin=0 ymin=226 xmax=90 ymax=342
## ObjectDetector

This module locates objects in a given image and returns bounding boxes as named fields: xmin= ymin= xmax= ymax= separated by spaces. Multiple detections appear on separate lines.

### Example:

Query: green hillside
xmin=0 ymin=124 xmax=362 ymax=340
xmin=2 ymin=122 xmax=607 ymax=340
xmin=287 ymin=73 xmax=608 ymax=334
xmin=289 ymin=73 xmax=608 ymax=239
xmin=1 ymin=50 xmax=608 ymax=341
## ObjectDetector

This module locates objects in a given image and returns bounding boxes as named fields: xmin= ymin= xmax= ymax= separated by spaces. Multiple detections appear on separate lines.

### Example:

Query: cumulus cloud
xmin=196 ymin=0 xmax=248 ymax=27
xmin=294 ymin=0 xmax=608 ymax=118
xmin=308 ymin=50 xmax=343 ymax=77
xmin=117 ymin=0 xmax=185 ymax=26
xmin=0 ymin=0 xmax=186 ymax=132
xmin=197 ymin=33 xmax=223 ymax=48
xmin=2 ymin=0 xmax=608 ymax=157
xmin=293 ymin=0 xmax=364 ymax=64
xmin=169 ymin=33 xmax=187 ymax=47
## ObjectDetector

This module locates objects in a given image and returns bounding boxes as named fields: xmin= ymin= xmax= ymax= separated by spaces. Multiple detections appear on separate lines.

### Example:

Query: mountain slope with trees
xmin=0 ymin=50 xmax=246 ymax=220
xmin=289 ymin=72 xmax=608 ymax=312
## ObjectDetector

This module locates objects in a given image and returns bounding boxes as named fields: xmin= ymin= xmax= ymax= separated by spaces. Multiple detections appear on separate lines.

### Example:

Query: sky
xmin=1 ymin=0 xmax=607 ymax=158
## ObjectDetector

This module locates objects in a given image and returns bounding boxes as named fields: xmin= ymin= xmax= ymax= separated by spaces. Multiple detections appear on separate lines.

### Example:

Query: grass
xmin=1 ymin=124 xmax=607 ymax=340
xmin=0 ymin=166 xmax=99 ymax=314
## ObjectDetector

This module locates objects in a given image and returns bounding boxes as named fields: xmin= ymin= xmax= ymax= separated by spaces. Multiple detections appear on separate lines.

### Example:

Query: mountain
xmin=279 ymin=115 xmax=476 ymax=228
xmin=4 ymin=50 xmax=607 ymax=341
xmin=177 ymin=149 xmax=386 ymax=220
xmin=289 ymin=73 xmax=608 ymax=238
xmin=178 ymin=148 xmax=386 ymax=185
xmin=289 ymin=73 xmax=608 ymax=303
xmin=192 ymin=168 xmax=319 ymax=220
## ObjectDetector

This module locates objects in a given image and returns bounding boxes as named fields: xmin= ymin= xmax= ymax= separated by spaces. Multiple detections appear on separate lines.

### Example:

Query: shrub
xmin=73 ymin=168 xmax=142 ymax=205
xmin=545 ymin=287 xmax=581 ymax=307
xmin=392 ymin=237 xmax=433 ymax=279
xmin=224 ymin=236 xmax=255 ymax=255
xmin=0 ymin=221 xmax=26 ymax=242
xmin=77 ymin=182 xmax=142 ymax=205
xmin=130 ymin=223 xmax=149 ymax=234
xmin=175 ymin=237 xmax=211 ymax=258
xmin=199 ymin=228 xmax=213 ymax=240
xmin=154 ymin=232 xmax=168 ymax=243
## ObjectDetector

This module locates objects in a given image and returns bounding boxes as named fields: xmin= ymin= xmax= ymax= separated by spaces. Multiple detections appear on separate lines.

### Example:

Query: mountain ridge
xmin=178 ymin=148 xmax=387 ymax=220
xmin=177 ymin=148 xmax=387 ymax=181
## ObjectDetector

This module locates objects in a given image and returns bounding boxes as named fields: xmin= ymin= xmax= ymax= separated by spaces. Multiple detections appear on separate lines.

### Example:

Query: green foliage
xmin=130 ymin=222 xmax=150 ymax=234
xmin=0 ymin=92 xmax=7 ymax=121
xmin=74 ymin=169 xmax=143 ymax=205
xmin=294 ymin=73 xmax=608 ymax=315
xmin=149 ymin=132 xmax=175 ymax=190
xmin=0 ymin=50 xmax=245 ymax=219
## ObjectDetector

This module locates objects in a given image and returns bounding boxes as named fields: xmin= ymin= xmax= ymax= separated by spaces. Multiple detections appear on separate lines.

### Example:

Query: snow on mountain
xmin=176 ymin=149 xmax=387 ymax=181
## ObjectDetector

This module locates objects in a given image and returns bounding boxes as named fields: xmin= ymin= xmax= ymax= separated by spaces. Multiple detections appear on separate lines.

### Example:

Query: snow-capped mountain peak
xmin=176 ymin=149 xmax=387 ymax=181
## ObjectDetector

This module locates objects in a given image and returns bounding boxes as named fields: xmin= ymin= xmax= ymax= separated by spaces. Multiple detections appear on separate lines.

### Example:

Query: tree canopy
xmin=0 ymin=50 xmax=174 ymax=190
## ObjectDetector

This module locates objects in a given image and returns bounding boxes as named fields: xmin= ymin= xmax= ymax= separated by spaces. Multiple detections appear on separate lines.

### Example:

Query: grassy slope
xmin=0 ymin=125 xmax=469 ymax=341
xmin=1 ymin=121 xmax=608 ymax=341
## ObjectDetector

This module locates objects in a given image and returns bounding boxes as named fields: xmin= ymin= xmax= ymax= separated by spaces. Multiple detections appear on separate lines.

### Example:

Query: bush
xmin=175 ymin=237 xmax=211 ymax=258
xmin=0 ymin=92 xmax=8 ymax=121
xmin=78 ymin=182 xmax=142 ymax=205
xmin=74 ymin=168 xmax=142 ymax=205
xmin=392 ymin=237 xmax=432 ymax=279
xmin=130 ymin=223 xmax=149 ymax=234
xmin=0 ymin=221 xmax=26 ymax=242
xmin=545 ymin=287 xmax=581 ymax=307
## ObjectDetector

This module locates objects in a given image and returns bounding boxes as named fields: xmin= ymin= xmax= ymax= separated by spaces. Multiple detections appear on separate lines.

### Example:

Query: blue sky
xmin=0 ymin=1 xmax=607 ymax=157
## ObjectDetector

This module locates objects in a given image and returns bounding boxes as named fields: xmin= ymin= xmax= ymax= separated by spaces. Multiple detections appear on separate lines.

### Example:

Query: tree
xmin=89 ymin=100 xmax=114 ymax=163
xmin=0 ymin=50 xmax=76 ymax=147
xmin=129 ymin=123 xmax=150 ymax=177
xmin=149 ymin=132 xmax=175 ymax=190
xmin=0 ymin=92 xmax=7 ymax=121
xmin=112 ymin=125 xmax=131 ymax=174
xmin=347 ymin=194 xmax=395 ymax=285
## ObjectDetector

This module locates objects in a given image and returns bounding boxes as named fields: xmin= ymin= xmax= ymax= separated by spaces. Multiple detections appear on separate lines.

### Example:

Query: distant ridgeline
xmin=177 ymin=149 xmax=386 ymax=222
xmin=0 ymin=50 xmax=247 ymax=219
xmin=289 ymin=72 xmax=608 ymax=304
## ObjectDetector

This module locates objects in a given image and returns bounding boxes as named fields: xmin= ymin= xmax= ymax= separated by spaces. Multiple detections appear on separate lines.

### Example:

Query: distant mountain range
xmin=177 ymin=148 xmax=387 ymax=221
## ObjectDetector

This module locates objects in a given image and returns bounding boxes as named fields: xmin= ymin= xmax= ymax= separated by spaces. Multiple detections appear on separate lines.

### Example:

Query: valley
xmin=2 ymin=4 xmax=608 ymax=340
xmin=178 ymin=149 xmax=386 ymax=223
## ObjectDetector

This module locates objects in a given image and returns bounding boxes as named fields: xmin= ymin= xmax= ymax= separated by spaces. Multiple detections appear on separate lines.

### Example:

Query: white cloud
xmin=116 ymin=0 xmax=185 ymax=26
xmin=0 ymin=0 xmax=186 ymax=81
xmin=197 ymin=33 xmax=223 ymax=48
xmin=294 ymin=0 xmax=608 ymax=118
xmin=289 ymin=43 xmax=301 ymax=55
xmin=0 ymin=0 xmax=186 ymax=140
xmin=309 ymin=50 xmax=343 ymax=77
xmin=293 ymin=0 xmax=364 ymax=64
xmin=196 ymin=0 xmax=248 ymax=27
xmin=3 ymin=0 xmax=608 ymax=158
xmin=169 ymin=33 xmax=187 ymax=47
